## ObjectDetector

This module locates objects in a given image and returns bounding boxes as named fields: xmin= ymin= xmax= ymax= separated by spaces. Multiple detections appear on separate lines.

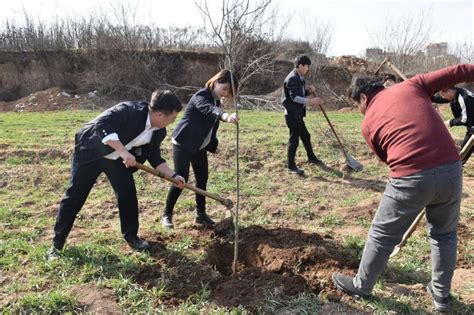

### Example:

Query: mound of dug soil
xmin=0 ymin=87 xmax=100 ymax=112
xmin=131 ymin=225 xmax=359 ymax=311
xmin=205 ymin=225 xmax=359 ymax=310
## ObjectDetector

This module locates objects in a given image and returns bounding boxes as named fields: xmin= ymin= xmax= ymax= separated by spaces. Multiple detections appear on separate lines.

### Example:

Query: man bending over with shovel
xmin=48 ymin=90 xmax=186 ymax=260
xmin=332 ymin=64 xmax=474 ymax=313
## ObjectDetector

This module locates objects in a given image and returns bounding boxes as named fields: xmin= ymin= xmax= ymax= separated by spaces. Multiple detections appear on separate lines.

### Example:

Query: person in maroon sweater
xmin=332 ymin=64 xmax=474 ymax=313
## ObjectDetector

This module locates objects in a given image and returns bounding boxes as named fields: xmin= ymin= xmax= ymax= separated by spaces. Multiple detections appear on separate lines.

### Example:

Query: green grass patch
xmin=11 ymin=291 xmax=81 ymax=313
xmin=1 ymin=109 xmax=471 ymax=313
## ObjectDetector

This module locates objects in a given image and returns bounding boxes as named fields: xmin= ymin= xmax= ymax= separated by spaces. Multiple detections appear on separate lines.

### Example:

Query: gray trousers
xmin=354 ymin=161 xmax=462 ymax=298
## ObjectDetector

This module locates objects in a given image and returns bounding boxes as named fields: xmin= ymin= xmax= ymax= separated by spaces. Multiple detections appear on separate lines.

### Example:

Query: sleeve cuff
xmin=102 ymin=133 xmax=119 ymax=144
xmin=221 ymin=112 xmax=229 ymax=122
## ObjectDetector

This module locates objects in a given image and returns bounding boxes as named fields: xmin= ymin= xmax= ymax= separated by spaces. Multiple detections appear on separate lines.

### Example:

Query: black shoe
xmin=47 ymin=246 xmax=60 ymax=261
xmin=195 ymin=212 xmax=215 ymax=226
xmin=427 ymin=283 xmax=451 ymax=313
xmin=127 ymin=236 xmax=151 ymax=250
xmin=308 ymin=157 xmax=324 ymax=165
xmin=161 ymin=214 xmax=174 ymax=229
xmin=332 ymin=272 xmax=370 ymax=299
xmin=288 ymin=167 xmax=304 ymax=175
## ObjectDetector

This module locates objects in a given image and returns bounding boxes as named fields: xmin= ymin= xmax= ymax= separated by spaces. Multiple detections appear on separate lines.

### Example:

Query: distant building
xmin=426 ymin=42 xmax=448 ymax=58
xmin=365 ymin=47 xmax=384 ymax=60
xmin=415 ymin=50 xmax=425 ymax=58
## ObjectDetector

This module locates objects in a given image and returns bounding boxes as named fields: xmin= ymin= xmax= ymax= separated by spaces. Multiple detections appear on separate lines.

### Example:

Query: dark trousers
xmin=461 ymin=127 xmax=473 ymax=164
xmin=53 ymin=156 xmax=138 ymax=249
xmin=165 ymin=144 xmax=209 ymax=215
xmin=285 ymin=115 xmax=317 ymax=168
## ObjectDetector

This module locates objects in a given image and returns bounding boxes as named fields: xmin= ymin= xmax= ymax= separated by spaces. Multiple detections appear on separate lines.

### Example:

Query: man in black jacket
xmin=432 ymin=86 xmax=474 ymax=164
xmin=282 ymin=55 xmax=325 ymax=175
xmin=48 ymin=90 xmax=185 ymax=260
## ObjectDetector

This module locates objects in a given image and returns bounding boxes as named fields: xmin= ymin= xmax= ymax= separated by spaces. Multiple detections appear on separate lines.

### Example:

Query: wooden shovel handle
xmin=311 ymin=91 xmax=349 ymax=159
xmin=460 ymin=135 xmax=474 ymax=161
xmin=134 ymin=162 xmax=233 ymax=209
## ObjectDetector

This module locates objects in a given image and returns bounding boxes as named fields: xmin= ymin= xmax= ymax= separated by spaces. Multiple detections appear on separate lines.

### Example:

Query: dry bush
xmin=0 ymin=7 xmax=210 ymax=51
xmin=367 ymin=8 xmax=435 ymax=73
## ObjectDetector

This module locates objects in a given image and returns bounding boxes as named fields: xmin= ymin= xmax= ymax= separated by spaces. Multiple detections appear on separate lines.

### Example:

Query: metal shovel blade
xmin=390 ymin=244 xmax=401 ymax=258
xmin=346 ymin=154 xmax=363 ymax=171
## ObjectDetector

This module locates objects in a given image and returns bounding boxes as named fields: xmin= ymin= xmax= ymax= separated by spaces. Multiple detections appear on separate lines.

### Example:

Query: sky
xmin=0 ymin=0 xmax=472 ymax=56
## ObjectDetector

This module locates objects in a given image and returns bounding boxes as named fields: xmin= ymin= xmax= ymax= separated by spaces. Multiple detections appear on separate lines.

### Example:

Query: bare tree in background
xmin=301 ymin=14 xmax=333 ymax=68
xmin=195 ymin=0 xmax=290 ymax=93
xmin=453 ymin=41 xmax=473 ymax=64
xmin=368 ymin=8 xmax=436 ymax=73
xmin=299 ymin=14 xmax=333 ymax=88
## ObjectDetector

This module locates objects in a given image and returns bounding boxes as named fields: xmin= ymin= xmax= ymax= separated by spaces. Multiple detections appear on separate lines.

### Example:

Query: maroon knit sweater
xmin=362 ymin=64 xmax=474 ymax=178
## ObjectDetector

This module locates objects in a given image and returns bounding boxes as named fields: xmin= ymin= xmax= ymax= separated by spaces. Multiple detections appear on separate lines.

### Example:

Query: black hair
xmin=205 ymin=69 xmax=239 ymax=97
xmin=149 ymin=90 xmax=182 ymax=114
xmin=348 ymin=75 xmax=384 ymax=102
xmin=294 ymin=54 xmax=311 ymax=68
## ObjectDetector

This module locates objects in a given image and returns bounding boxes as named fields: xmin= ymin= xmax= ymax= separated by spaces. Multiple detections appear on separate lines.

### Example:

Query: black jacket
xmin=281 ymin=69 xmax=309 ymax=118
xmin=172 ymin=88 xmax=224 ymax=153
xmin=74 ymin=101 xmax=166 ymax=167
xmin=432 ymin=87 xmax=474 ymax=127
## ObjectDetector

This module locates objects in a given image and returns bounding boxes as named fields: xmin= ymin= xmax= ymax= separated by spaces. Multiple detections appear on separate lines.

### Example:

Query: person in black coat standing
xmin=161 ymin=69 xmax=239 ymax=229
xmin=48 ymin=90 xmax=185 ymax=260
xmin=282 ymin=55 xmax=325 ymax=175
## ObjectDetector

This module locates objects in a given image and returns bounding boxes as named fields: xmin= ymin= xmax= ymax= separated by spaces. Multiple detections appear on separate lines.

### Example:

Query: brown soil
xmin=212 ymin=268 xmax=308 ymax=310
xmin=204 ymin=225 xmax=358 ymax=310
xmin=0 ymin=87 xmax=101 ymax=112
xmin=457 ymin=222 xmax=473 ymax=268
xmin=0 ymin=148 xmax=71 ymax=162
xmin=68 ymin=284 xmax=120 ymax=313
xmin=451 ymin=268 xmax=474 ymax=303
xmin=340 ymin=199 xmax=378 ymax=221
xmin=177 ymin=203 xmax=470 ymax=311
xmin=121 ymin=224 xmax=358 ymax=311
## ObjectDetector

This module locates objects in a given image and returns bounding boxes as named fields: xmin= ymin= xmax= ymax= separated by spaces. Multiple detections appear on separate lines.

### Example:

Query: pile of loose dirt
xmin=0 ymin=87 xmax=101 ymax=112
xmin=330 ymin=55 xmax=368 ymax=73
xmin=205 ymin=225 xmax=359 ymax=309
xmin=129 ymin=225 xmax=359 ymax=310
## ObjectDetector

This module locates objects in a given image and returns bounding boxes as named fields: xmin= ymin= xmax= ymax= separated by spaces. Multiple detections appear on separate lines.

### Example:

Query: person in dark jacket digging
xmin=431 ymin=86 xmax=474 ymax=164
xmin=332 ymin=64 xmax=474 ymax=313
xmin=48 ymin=90 xmax=185 ymax=260
xmin=282 ymin=54 xmax=325 ymax=175
xmin=161 ymin=69 xmax=239 ymax=229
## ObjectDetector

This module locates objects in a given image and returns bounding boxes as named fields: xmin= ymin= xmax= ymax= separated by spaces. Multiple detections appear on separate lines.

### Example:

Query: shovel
xmin=311 ymin=92 xmax=363 ymax=171
xmin=390 ymin=135 xmax=473 ymax=257
xmin=134 ymin=162 xmax=233 ymax=210
xmin=374 ymin=58 xmax=408 ymax=81
xmin=460 ymin=135 xmax=474 ymax=161
xmin=390 ymin=209 xmax=425 ymax=258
